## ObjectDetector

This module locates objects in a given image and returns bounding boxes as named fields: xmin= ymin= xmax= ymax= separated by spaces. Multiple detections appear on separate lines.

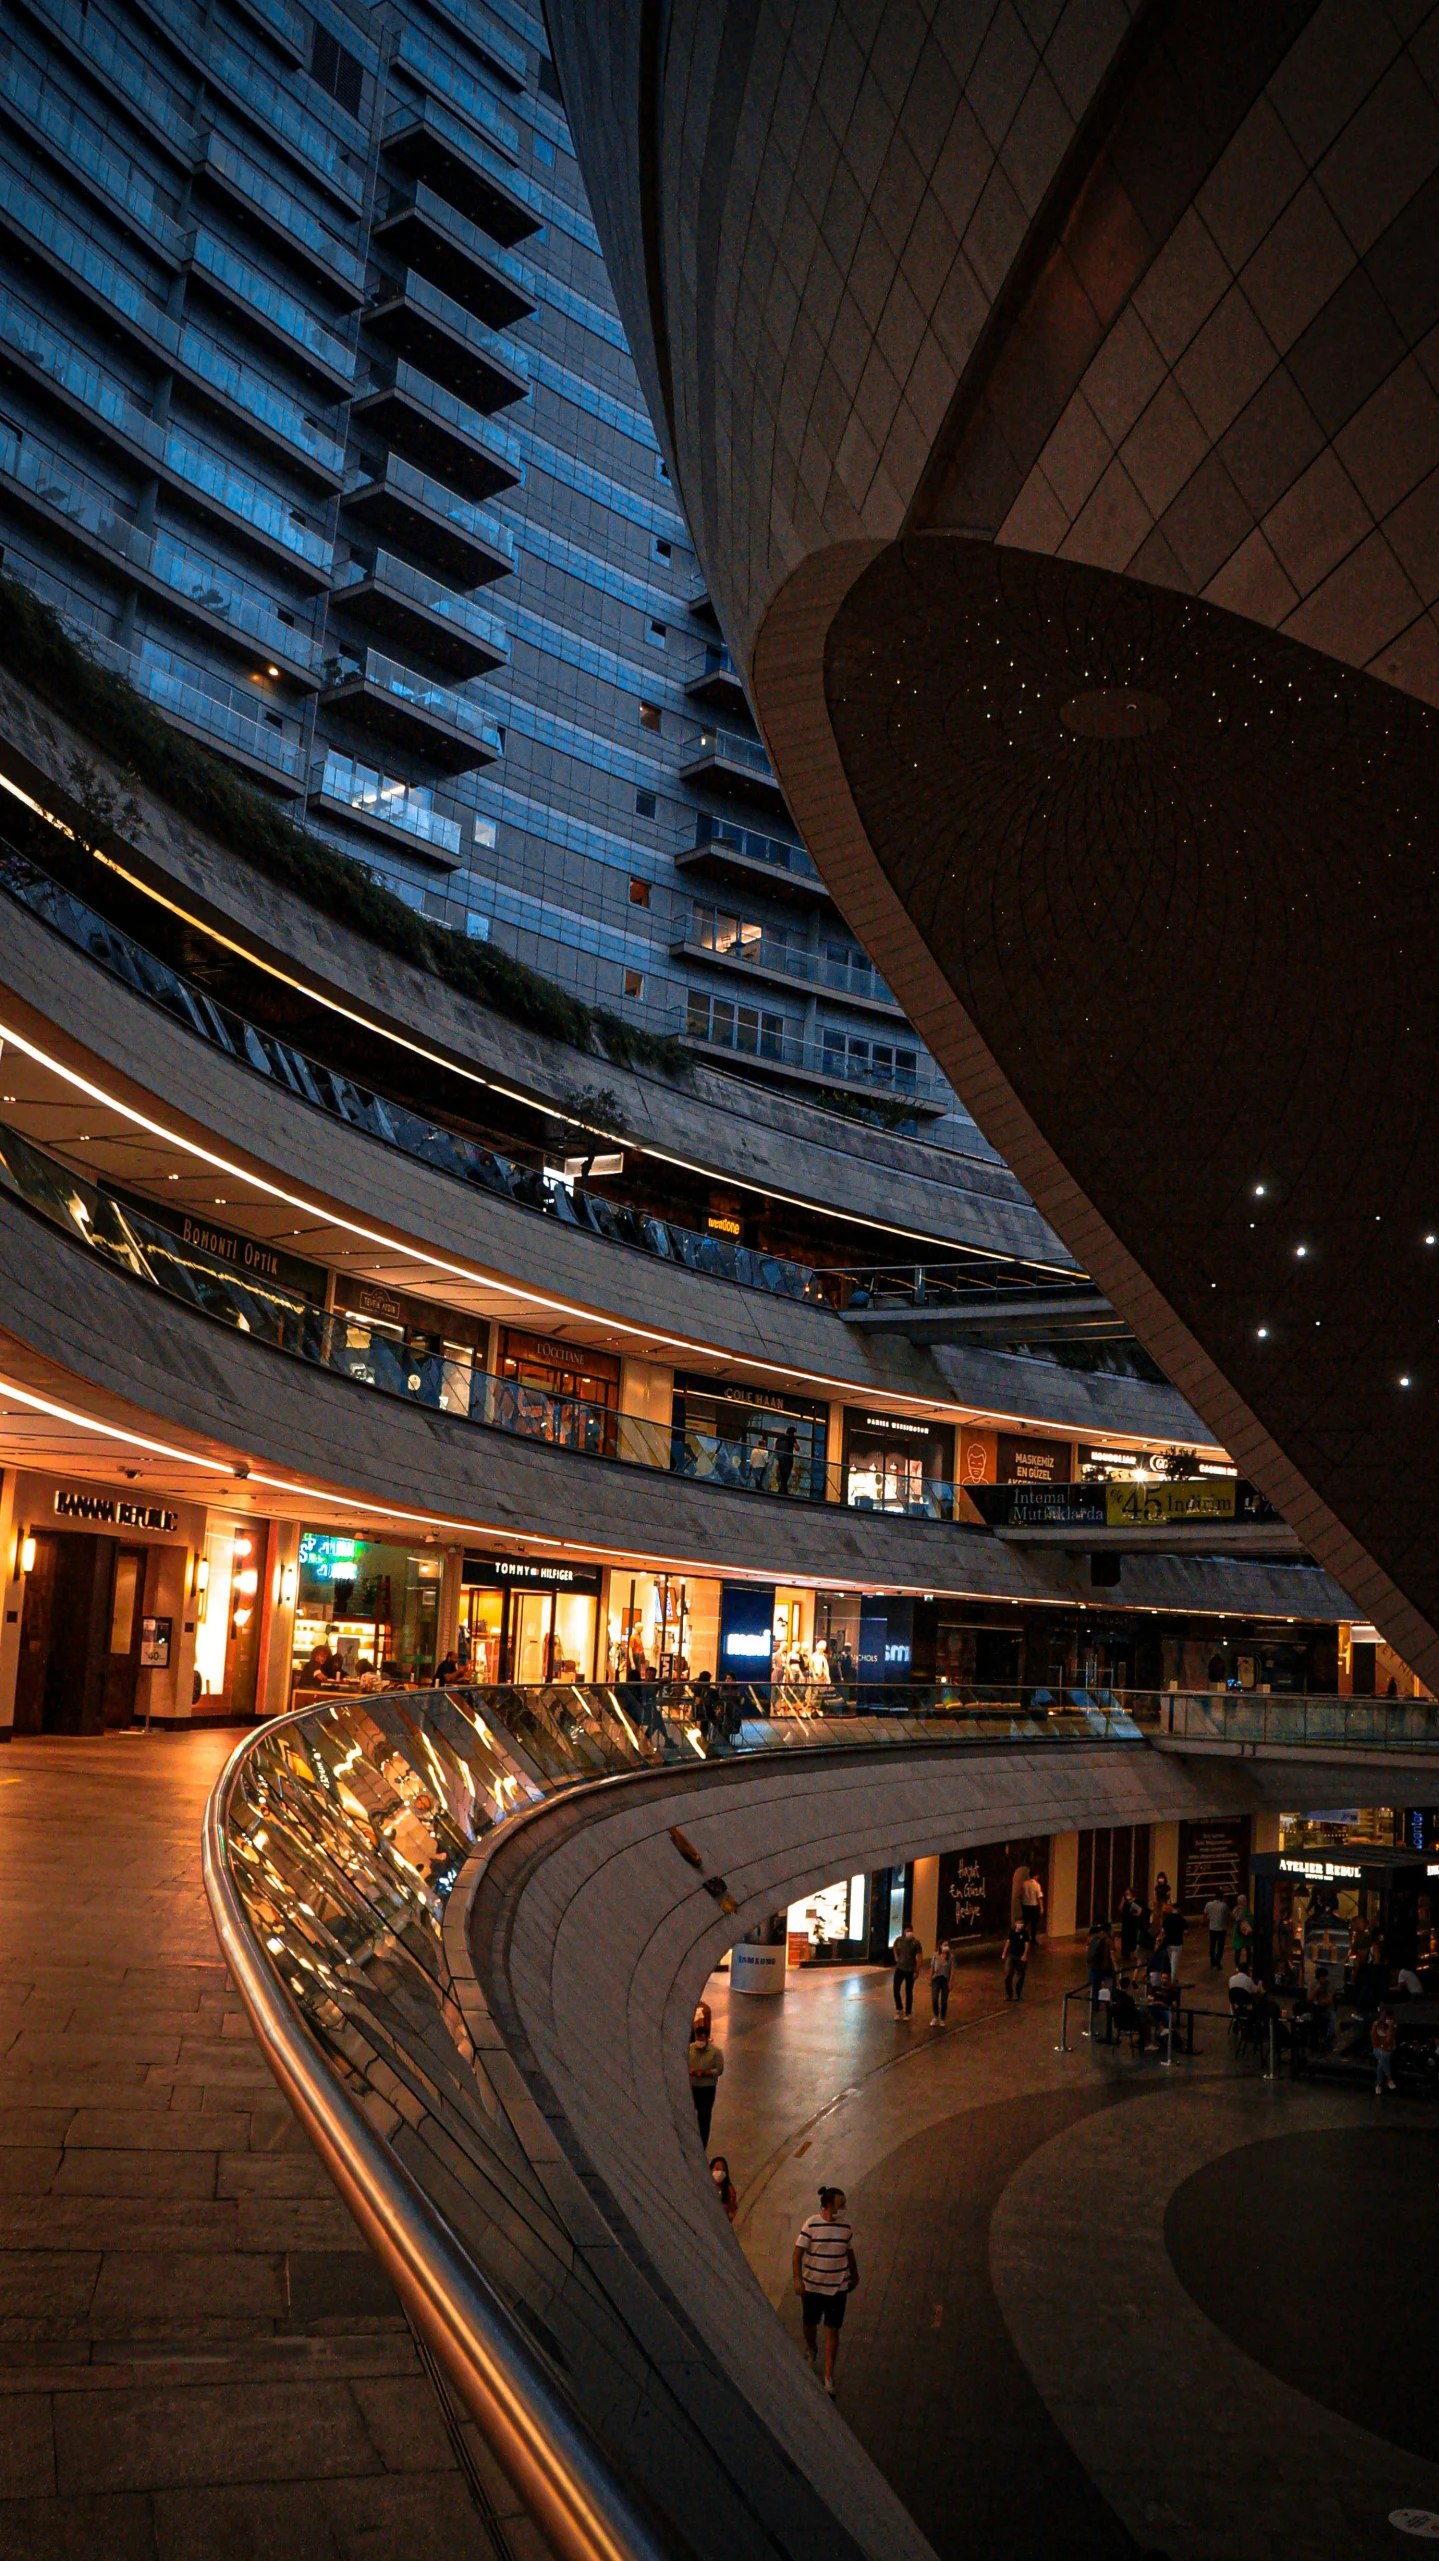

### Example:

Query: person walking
xmin=1019 ymin=1867 xmax=1046 ymax=1944
xmin=792 ymin=2186 xmax=859 ymax=2396
xmin=1003 ymin=1919 xmax=1030 ymax=2001
xmin=1161 ymin=1901 xmax=1188 ymax=1981
xmin=891 ymin=1922 xmax=923 ymax=2017
xmin=1203 ymin=1891 xmax=1231 ymax=1970
xmin=710 ymin=2156 xmax=739 ymax=2221
xmin=929 ymin=1939 xmax=953 ymax=2024
xmin=688 ymin=2015 xmax=724 ymax=2145
xmin=1372 ymin=2006 xmax=1398 ymax=2094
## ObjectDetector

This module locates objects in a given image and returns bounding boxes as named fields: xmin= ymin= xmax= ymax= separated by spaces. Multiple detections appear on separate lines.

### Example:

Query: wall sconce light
xmin=234 ymin=1568 xmax=259 ymax=1599
xmin=280 ymin=1563 xmax=298 ymax=1607
xmin=18 ymin=1534 xmax=35 ymax=1577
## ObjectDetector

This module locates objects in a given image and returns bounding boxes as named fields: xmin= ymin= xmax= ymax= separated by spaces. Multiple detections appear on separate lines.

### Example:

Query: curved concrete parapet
xmin=549 ymin=3 xmax=1439 ymax=1690
xmin=0 ymin=1180 xmax=1356 ymax=1620
xmin=206 ymin=1682 xmax=1439 ymax=2561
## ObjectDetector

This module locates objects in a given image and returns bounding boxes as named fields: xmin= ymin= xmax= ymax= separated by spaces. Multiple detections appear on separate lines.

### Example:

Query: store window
xmin=843 ymin=1410 xmax=954 ymax=1518
xmin=194 ymin=1517 xmax=265 ymax=1712
xmin=331 ymin=1275 xmax=486 ymax=1416
xmin=787 ymin=1876 xmax=867 ymax=1964
xmin=495 ymin=1329 xmax=621 ymax=1456
xmin=292 ymin=1532 xmax=442 ymax=1690
xmin=671 ymin=1373 xmax=828 ymax=1500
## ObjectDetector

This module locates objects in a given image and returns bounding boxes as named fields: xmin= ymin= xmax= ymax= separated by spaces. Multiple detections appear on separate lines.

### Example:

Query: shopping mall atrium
xmin=0 ymin=1 xmax=1437 ymax=2552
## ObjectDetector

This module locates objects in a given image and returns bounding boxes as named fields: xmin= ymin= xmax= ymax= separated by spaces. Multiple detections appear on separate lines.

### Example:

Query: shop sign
xmin=706 ymin=1213 xmax=743 ymax=1239
xmin=299 ymin=1532 xmax=367 ymax=1581
xmin=502 ymin=1329 xmax=619 ymax=1379
xmin=463 ymin=1553 xmax=603 ymax=1593
xmin=1105 ymin=1480 xmax=1237 ymax=1527
xmin=54 ymin=1488 xmax=178 ymax=1532
xmin=140 ymin=1616 xmax=172 ymax=1668
xmin=996 ymin=1433 xmax=1070 ymax=1484
xmin=1280 ymin=1855 xmax=1361 ymax=1881
xmin=115 ymin=1187 xmax=326 ymax=1301
xmin=719 ymin=1581 xmax=775 ymax=1666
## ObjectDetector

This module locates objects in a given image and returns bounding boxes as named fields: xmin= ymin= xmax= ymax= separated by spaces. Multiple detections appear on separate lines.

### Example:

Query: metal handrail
xmin=203 ymin=1715 xmax=675 ymax=2561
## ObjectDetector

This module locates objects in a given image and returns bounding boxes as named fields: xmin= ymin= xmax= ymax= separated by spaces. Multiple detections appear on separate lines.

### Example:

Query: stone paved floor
xmin=0 ymin=1731 xmax=495 ymax=2560
xmin=707 ymin=1945 xmax=1439 ymax=2561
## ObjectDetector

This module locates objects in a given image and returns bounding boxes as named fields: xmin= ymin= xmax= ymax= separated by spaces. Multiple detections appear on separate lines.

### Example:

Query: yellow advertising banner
xmin=1104 ymin=1479 xmax=1237 ymax=1528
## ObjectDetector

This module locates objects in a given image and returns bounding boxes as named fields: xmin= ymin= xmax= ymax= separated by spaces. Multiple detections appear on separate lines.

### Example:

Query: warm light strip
xmin=0 ymin=1369 xmax=1069 ymax=1601
xmin=0 ymin=1007 xmax=1217 ymax=1452
xmin=0 ymin=760 xmax=1061 ymax=1268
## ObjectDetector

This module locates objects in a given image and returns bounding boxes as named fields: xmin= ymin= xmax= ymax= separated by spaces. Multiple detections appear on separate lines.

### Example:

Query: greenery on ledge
xmin=0 ymin=573 xmax=691 ymax=1079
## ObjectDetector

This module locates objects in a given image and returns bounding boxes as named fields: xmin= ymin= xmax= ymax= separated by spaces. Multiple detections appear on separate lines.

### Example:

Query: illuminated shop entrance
xmin=459 ymin=1554 xmax=602 ymax=1683
xmin=292 ymin=1530 xmax=443 ymax=1689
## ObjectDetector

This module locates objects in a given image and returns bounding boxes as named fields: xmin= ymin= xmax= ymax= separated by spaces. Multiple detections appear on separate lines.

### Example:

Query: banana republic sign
xmin=54 ymin=1488 xmax=179 ymax=1533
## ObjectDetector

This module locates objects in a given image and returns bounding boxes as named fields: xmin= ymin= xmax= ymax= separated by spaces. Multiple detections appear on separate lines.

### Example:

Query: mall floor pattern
xmin=712 ymin=1950 xmax=1439 ymax=2561
xmin=0 ymin=1731 xmax=502 ymax=2560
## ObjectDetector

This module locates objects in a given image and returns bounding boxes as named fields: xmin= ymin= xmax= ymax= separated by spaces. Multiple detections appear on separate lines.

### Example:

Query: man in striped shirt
xmin=791 ymin=2186 xmax=859 ymax=2395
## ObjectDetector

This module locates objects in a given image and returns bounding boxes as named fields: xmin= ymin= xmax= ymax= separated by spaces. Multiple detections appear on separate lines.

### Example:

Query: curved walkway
xmin=717 ymin=1951 xmax=1439 ymax=2561
xmin=0 ymin=1732 xmax=495 ymax=2559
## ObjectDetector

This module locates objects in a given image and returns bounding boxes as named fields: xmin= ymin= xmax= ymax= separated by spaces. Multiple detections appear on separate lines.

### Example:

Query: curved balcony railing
xmin=205 ymin=1680 xmax=1436 ymax=2561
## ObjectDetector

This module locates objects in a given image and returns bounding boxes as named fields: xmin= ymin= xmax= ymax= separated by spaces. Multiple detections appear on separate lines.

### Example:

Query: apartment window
xmin=655 ymin=456 xmax=671 ymax=483
xmin=310 ymin=24 xmax=363 ymax=116
xmin=537 ymin=56 xmax=563 ymax=100
xmin=638 ymin=701 xmax=662 ymax=732
xmin=693 ymin=904 xmax=761 ymax=957
xmin=532 ymin=133 xmax=555 ymax=166
xmin=686 ymin=989 xmax=786 ymax=1061
xmin=652 ymin=537 xmax=672 ymax=562
xmin=647 ymin=620 xmax=667 ymax=647
xmin=466 ymin=914 xmax=490 ymax=940
xmin=474 ymin=815 xmax=497 ymax=849
xmin=628 ymin=877 xmax=651 ymax=907
xmin=635 ymin=789 xmax=657 ymax=818
xmin=623 ymin=969 xmax=645 ymax=999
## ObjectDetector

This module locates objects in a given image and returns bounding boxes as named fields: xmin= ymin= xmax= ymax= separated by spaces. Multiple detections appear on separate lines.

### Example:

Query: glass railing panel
xmin=0 ymin=169 xmax=182 ymax=357
xmin=206 ymin=35 xmax=365 ymax=204
xmin=176 ymin=323 xmax=347 ymax=476
xmin=35 ymin=0 xmax=196 ymax=150
xmin=379 ymin=268 xmax=529 ymax=387
xmin=160 ymin=424 xmax=335 ymax=568
xmin=188 ymin=231 xmax=356 ymax=379
xmin=393 ymin=24 xmax=521 ymax=158
xmin=687 ymin=726 xmax=774 ymax=779
xmin=355 ymin=454 xmax=516 ymax=558
xmin=122 ymin=645 xmax=304 ymax=776
xmin=0 ymin=55 xmax=185 ymax=258
xmin=148 ymin=530 xmax=323 ymax=669
xmin=364 ymin=360 xmax=525 ymax=477
xmin=195 ymin=136 xmax=366 ymax=295
xmin=311 ymin=752 xmax=463 ymax=855
xmin=0 ymin=282 xmax=163 ymax=463
xmin=335 ymin=552 xmax=509 ymax=657
xmin=692 ymin=816 xmax=821 ymax=883
xmin=337 ymin=650 xmax=502 ymax=750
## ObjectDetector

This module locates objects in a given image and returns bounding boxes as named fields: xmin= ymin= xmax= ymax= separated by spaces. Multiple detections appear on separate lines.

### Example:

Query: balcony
xmin=332 ymin=551 xmax=508 ymax=677
xmin=319 ymin=648 xmax=503 ymax=774
xmin=421 ymin=0 xmax=528 ymax=87
xmin=207 ymin=33 xmax=365 ymax=210
xmin=680 ymin=724 xmax=788 ymax=813
xmin=683 ymin=989 xmax=945 ymax=1112
xmin=373 ymin=186 xmax=536 ymax=329
xmin=191 ymin=134 xmax=367 ymax=303
xmin=674 ymin=816 xmax=829 ymax=907
xmin=343 ymin=453 xmax=515 ymax=585
xmin=36 ymin=0 xmax=196 ymax=155
xmin=392 ymin=24 xmax=521 ymax=160
xmin=87 ymin=631 xmax=306 ymax=790
xmin=0 ymin=420 xmax=324 ymax=680
xmin=676 ymin=909 xmax=904 ymax=1015
xmin=177 ymin=325 xmax=347 ymax=482
xmin=382 ymin=99 xmax=541 ymax=246
xmin=0 ymin=281 xmax=335 ymax=582
xmin=0 ymin=54 xmax=186 ymax=264
xmin=186 ymin=231 xmax=356 ymax=387
xmin=309 ymin=750 xmax=464 ymax=866
xmin=685 ymin=642 xmax=747 ymax=715
xmin=350 ymin=361 xmax=523 ymax=500
xmin=229 ymin=0 xmax=307 ymax=65
xmin=366 ymin=269 xmax=529 ymax=413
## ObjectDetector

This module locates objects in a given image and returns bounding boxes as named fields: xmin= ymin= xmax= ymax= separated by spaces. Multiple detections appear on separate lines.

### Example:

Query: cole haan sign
xmin=54 ymin=1489 xmax=180 ymax=1533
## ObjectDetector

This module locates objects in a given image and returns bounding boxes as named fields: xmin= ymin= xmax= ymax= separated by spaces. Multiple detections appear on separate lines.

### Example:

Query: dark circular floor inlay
xmin=1059 ymin=686 xmax=1171 ymax=737
xmin=1166 ymin=2128 xmax=1439 ymax=2461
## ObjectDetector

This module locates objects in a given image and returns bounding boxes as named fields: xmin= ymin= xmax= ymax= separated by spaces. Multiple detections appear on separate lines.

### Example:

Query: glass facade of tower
xmin=0 ymin=0 xmax=962 ymax=1127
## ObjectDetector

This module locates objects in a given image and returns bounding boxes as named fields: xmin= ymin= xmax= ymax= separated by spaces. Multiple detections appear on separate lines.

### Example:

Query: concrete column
xmin=1049 ymin=1830 xmax=1079 ymax=1937
xmin=0 ymin=1472 xmax=20 ymax=1734
xmin=438 ymin=1544 xmax=463 ymax=1662
xmin=257 ymin=1520 xmax=301 ymax=1720
xmin=911 ymin=1853 xmax=940 ymax=1954
xmin=1152 ymin=1820 xmax=1181 ymax=1899
xmin=1251 ymin=1811 xmax=1281 ymax=1857
xmin=619 ymin=1358 xmax=672 ymax=1466
xmin=826 ymin=1400 xmax=847 ymax=1501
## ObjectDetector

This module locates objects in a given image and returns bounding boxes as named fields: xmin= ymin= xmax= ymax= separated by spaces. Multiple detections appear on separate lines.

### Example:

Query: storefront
xmin=958 ymin=1429 xmax=1073 ymax=1486
xmin=1 ymin=1472 xmax=208 ymax=1732
xmin=716 ymin=1581 xmax=817 ymax=1680
xmin=292 ymin=1529 xmax=444 ymax=1687
xmin=1252 ymin=1842 xmax=1434 ymax=1986
xmin=462 ymin=1552 xmax=603 ymax=1683
xmin=605 ymin=1569 xmax=720 ymax=1680
xmin=787 ymin=1874 xmax=869 ymax=1964
xmin=193 ymin=1512 xmax=271 ymax=1717
xmin=333 ymin=1275 xmax=487 ymax=1414
xmin=671 ymin=1374 xmax=828 ymax=1499
xmin=496 ymin=1328 xmax=619 ymax=1454
xmin=843 ymin=1409 xmax=953 ymax=1516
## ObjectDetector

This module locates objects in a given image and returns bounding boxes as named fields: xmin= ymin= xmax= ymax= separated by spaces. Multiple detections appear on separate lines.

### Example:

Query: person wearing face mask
xmin=709 ymin=2155 xmax=739 ymax=2221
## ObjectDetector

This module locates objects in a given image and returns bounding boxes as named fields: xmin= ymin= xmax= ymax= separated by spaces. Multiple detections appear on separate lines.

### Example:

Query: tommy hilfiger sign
xmin=54 ymin=1489 xmax=179 ymax=1533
